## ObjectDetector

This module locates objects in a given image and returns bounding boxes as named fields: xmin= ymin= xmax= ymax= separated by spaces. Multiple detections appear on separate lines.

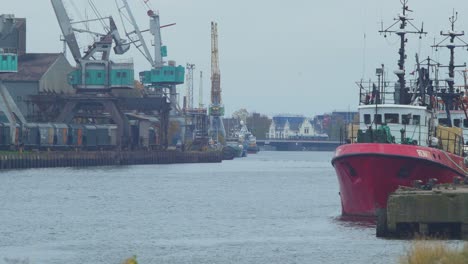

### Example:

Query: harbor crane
xmin=51 ymin=0 xmax=133 ymax=146
xmin=208 ymin=22 xmax=226 ymax=145
xmin=185 ymin=63 xmax=195 ymax=110
xmin=115 ymin=0 xmax=185 ymax=114
xmin=115 ymin=0 xmax=189 ymax=147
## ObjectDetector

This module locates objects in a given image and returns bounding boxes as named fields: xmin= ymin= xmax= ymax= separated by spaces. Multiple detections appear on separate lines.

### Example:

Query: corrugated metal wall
xmin=4 ymin=81 xmax=38 ymax=119
xmin=39 ymin=55 xmax=74 ymax=94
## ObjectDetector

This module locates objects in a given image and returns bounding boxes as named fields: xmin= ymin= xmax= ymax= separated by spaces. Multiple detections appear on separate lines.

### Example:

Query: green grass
xmin=400 ymin=241 xmax=468 ymax=264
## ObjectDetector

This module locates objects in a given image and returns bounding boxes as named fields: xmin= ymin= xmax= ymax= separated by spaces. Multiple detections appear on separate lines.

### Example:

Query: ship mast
xmin=432 ymin=10 xmax=468 ymax=127
xmin=379 ymin=0 xmax=426 ymax=105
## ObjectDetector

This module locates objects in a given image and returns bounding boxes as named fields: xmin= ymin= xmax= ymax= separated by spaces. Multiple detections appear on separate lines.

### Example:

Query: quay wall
xmin=0 ymin=150 xmax=222 ymax=170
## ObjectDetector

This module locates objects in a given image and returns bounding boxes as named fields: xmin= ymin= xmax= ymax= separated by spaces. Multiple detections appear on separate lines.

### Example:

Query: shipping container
xmin=37 ymin=123 xmax=55 ymax=147
xmin=108 ymin=125 xmax=118 ymax=146
xmin=95 ymin=125 xmax=110 ymax=147
xmin=0 ymin=123 xmax=9 ymax=147
xmin=83 ymin=125 xmax=97 ymax=149
xmin=68 ymin=124 xmax=84 ymax=147
xmin=24 ymin=123 xmax=39 ymax=147
xmin=52 ymin=123 xmax=68 ymax=147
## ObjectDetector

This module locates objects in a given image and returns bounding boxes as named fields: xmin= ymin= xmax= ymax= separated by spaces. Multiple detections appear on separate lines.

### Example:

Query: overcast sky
xmin=3 ymin=0 xmax=468 ymax=117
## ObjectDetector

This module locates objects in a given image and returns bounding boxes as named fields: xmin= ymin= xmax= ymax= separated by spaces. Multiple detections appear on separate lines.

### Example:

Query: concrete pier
xmin=0 ymin=150 xmax=222 ymax=170
xmin=377 ymin=185 xmax=468 ymax=239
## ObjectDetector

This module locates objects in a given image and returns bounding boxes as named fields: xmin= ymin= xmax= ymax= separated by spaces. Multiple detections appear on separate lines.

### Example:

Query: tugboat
xmin=238 ymin=120 xmax=259 ymax=154
xmin=332 ymin=1 xmax=468 ymax=217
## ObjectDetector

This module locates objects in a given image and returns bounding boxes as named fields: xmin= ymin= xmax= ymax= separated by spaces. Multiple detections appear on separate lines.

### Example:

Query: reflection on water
xmin=0 ymin=151 xmax=427 ymax=263
xmin=334 ymin=215 xmax=376 ymax=229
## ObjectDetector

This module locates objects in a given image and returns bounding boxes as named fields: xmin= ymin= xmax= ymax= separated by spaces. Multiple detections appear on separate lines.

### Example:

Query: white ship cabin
xmin=358 ymin=104 xmax=432 ymax=147
xmin=437 ymin=110 xmax=468 ymax=145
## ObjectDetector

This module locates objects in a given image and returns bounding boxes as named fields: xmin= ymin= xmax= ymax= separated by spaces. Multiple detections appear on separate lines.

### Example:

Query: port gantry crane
xmin=209 ymin=22 xmax=226 ymax=145
xmin=50 ymin=0 xmax=132 ymax=147
xmin=115 ymin=0 xmax=184 ymax=112
xmin=115 ymin=0 xmax=187 ymax=147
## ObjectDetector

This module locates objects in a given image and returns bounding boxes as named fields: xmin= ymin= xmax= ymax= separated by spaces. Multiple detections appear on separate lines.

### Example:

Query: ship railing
xmin=264 ymin=134 xmax=331 ymax=141
xmin=356 ymin=80 xmax=420 ymax=106
xmin=435 ymin=126 xmax=465 ymax=156
xmin=343 ymin=121 xmax=465 ymax=156
xmin=343 ymin=121 xmax=427 ymax=144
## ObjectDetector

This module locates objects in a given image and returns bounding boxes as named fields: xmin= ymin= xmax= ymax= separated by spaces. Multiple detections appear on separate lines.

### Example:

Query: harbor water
xmin=1 ymin=151 xmax=414 ymax=263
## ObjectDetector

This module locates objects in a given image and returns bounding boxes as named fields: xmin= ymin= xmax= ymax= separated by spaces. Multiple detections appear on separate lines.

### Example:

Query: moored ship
xmin=332 ymin=1 xmax=468 ymax=217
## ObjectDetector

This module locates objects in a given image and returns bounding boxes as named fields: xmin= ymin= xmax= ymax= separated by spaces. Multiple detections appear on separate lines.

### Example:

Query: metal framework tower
xmin=199 ymin=71 xmax=204 ymax=108
xmin=186 ymin=63 xmax=195 ymax=110
xmin=208 ymin=22 xmax=226 ymax=144
xmin=210 ymin=22 xmax=222 ymax=107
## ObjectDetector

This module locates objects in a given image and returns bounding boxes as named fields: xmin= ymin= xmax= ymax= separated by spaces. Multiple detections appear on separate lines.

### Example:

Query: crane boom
xmin=50 ymin=0 xmax=82 ymax=62
xmin=116 ymin=0 xmax=154 ymax=67
xmin=148 ymin=10 xmax=163 ymax=68
xmin=211 ymin=22 xmax=221 ymax=105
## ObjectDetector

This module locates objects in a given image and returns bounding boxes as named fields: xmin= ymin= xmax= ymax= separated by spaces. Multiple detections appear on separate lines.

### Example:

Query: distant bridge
xmin=256 ymin=139 xmax=342 ymax=151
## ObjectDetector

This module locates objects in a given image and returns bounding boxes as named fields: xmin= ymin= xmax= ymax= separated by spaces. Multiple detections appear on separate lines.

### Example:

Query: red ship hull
xmin=331 ymin=143 xmax=466 ymax=217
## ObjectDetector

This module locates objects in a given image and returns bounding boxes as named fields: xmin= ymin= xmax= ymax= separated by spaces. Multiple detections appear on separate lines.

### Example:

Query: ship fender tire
xmin=376 ymin=208 xmax=388 ymax=238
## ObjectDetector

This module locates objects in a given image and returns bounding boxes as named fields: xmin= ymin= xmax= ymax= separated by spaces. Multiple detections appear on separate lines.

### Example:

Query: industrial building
xmin=0 ymin=14 xmax=74 ymax=120
xmin=0 ymin=53 xmax=74 ymax=119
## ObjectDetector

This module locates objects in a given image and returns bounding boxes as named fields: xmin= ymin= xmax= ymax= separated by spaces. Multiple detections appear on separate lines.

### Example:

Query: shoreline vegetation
xmin=122 ymin=256 xmax=138 ymax=264
xmin=400 ymin=241 xmax=468 ymax=264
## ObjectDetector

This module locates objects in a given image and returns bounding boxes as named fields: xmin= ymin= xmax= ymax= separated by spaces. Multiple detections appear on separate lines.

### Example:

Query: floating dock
xmin=0 ymin=150 xmax=222 ymax=170
xmin=377 ymin=184 xmax=468 ymax=239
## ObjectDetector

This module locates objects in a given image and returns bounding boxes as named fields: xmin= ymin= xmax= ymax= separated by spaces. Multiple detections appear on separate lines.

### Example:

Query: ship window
xmin=412 ymin=115 xmax=420 ymax=125
xmin=384 ymin=113 xmax=399 ymax=124
xmin=2 ymin=55 xmax=7 ymax=61
xmin=97 ymin=72 xmax=102 ymax=78
xmin=439 ymin=118 xmax=449 ymax=126
xmin=117 ymin=72 xmax=121 ymax=78
xmin=364 ymin=114 xmax=371 ymax=125
xmin=374 ymin=114 xmax=382 ymax=124
xmin=122 ymin=72 xmax=127 ymax=78
xmin=464 ymin=119 xmax=468 ymax=128
xmin=402 ymin=114 xmax=411 ymax=125
xmin=454 ymin=119 xmax=461 ymax=128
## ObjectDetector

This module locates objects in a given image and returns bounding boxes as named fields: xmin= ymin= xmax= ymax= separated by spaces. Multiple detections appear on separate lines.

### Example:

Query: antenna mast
xmin=432 ymin=10 xmax=468 ymax=126
xmin=379 ymin=0 xmax=426 ymax=104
